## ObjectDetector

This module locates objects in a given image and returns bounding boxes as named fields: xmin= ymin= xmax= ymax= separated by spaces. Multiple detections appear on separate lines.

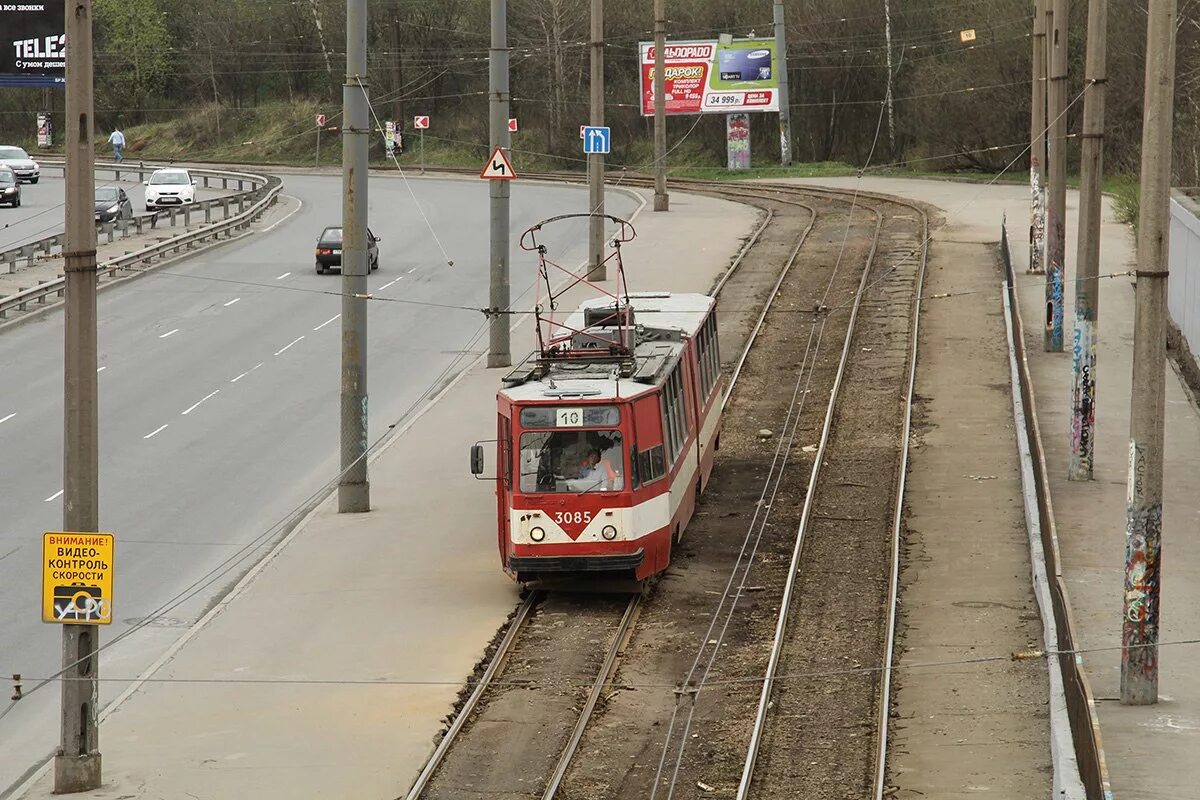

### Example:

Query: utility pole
xmin=390 ymin=17 xmax=404 ymax=127
xmin=588 ymin=0 xmax=606 ymax=280
xmin=1121 ymin=0 xmax=1177 ymax=707
xmin=1044 ymin=0 xmax=1068 ymax=352
xmin=653 ymin=0 xmax=669 ymax=211
xmin=488 ymin=0 xmax=512 ymax=367
xmin=881 ymin=0 xmax=895 ymax=159
xmin=1069 ymin=0 xmax=1107 ymax=481
xmin=56 ymin=0 xmax=101 ymax=789
xmin=1029 ymin=0 xmax=1048 ymax=275
xmin=339 ymin=0 xmax=370 ymax=513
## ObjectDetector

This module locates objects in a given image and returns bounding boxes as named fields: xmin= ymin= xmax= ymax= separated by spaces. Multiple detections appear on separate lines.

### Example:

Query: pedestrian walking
xmin=107 ymin=128 xmax=125 ymax=162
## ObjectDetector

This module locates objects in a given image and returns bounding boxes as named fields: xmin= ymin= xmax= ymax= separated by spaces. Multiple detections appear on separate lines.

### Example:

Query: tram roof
xmin=568 ymin=292 xmax=714 ymax=334
xmin=499 ymin=292 xmax=715 ymax=403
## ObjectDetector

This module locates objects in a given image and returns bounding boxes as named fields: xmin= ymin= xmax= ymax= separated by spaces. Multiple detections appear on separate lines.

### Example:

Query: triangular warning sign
xmin=480 ymin=146 xmax=517 ymax=180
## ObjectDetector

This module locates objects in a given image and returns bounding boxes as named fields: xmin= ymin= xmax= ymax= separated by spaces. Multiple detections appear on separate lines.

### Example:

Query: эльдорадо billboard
xmin=1 ymin=0 xmax=66 ymax=87
xmin=639 ymin=39 xmax=779 ymax=116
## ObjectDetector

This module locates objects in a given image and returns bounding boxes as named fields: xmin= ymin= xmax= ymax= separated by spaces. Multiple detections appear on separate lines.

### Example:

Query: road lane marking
xmin=276 ymin=272 xmax=291 ymax=280
xmin=407 ymin=267 xmax=417 ymax=274
xmin=313 ymin=315 xmax=340 ymax=331
xmin=159 ymin=329 xmax=180 ymax=339
xmin=224 ymin=298 xmax=241 ymax=307
xmin=260 ymin=194 xmax=303 ymax=233
xmin=181 ymin=390 xmax=220 ymax=416
xmin=230 ymin=363 xmax=264 ymax=383
xmin=143 ymin=424 xmax=168 ymax=439
xmin=97 ymin=366 xmax=107 ymax=373
xmin=0 ymin=413 xmax=15 ymax=425
xmin=274 ymin=336 xmax=304 ymax=356
xmin=379 ymin=277 xmax=402 ymax=291
xmin=44 ymin=489 xmax=64 ymax=502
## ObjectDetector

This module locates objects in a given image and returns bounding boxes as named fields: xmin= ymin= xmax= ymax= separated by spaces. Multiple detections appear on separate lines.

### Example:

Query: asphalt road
xmin=0 ymin=173 xmax=222 ymax=251
xmin=0 ymin=172 xmax=637 ymax=795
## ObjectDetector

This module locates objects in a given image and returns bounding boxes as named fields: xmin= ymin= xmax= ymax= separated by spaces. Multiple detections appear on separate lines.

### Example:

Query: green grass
xmin=1110 ymin=175 xmax=1140 ymax=236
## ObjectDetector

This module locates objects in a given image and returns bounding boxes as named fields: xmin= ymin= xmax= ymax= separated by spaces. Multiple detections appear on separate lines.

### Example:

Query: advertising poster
xmin=1 ymin=0 xmax=66 ymax=87
xmin=639 ymin=38 xmax=779 ymax=116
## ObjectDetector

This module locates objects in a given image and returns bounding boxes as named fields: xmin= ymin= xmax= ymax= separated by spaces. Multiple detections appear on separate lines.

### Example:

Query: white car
xmin=0 ymin=145 xmax=40 ymax=183
xmin=143 ymin=168 xmax=196 ymax=210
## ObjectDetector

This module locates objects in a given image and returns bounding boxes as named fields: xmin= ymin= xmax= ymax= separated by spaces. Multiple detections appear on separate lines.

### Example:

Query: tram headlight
xmin=601 ymin=525 xmax=618 ymax=541
xmin=530 ymin=526 xmax=546 ymax=542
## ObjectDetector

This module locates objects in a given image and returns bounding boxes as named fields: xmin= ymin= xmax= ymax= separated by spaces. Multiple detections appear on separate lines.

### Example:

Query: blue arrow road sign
xmin=583 ymin=126 xmax=611 ymax=155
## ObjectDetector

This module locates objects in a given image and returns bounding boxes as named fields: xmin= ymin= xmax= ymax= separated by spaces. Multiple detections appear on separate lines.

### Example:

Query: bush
xmin=1111 ymin=175 xmax=1140 ymax=238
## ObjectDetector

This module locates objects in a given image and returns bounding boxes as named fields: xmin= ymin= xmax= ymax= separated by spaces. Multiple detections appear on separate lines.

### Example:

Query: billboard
xmin=1 ymin=0 xmax=66 ymax=87
xmin=639 ymin=38 xmax=779 ymax=116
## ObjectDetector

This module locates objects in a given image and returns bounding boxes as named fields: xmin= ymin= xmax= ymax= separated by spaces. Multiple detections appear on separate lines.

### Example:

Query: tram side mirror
xmin=469 ymin=444 xmax=485 ymax=475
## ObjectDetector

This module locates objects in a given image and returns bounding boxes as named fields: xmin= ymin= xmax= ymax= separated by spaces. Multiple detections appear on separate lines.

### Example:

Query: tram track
xmin=402 ymin=173 xmax=930 ymax=800
xmin=405 ymin=591 xmax=640 ymax=800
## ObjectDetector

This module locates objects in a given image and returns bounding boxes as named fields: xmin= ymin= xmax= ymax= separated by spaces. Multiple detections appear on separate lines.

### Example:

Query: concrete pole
xmin=56 ymin=0 xmax=101 ymax=789
xmin=652 ymin=0 xmax=669 ymax=211
xmin=339 ymin=0 xmax=370 ymax=512
xmin=390 ymin=17 xmax=404 ymax=125
xmin=881 ymin=0 xmax=895 ymax=159
xmin=1029 ymin=0 xmax=1048 ymax=275
xmin=774 ymin=0 xmax=794 ymax=166
xmin=1121 ymin=0 xmax=1176 ymax=706
xmin=1044 ymin=0 xmax=1068 ymax=352
xmin=1068 ymin=0 xmax=1107 ymax=481
xmin=588 ymin=0 xmax=606 ymax=280
xmin=488 ymin=0 xmax=512 ymax=367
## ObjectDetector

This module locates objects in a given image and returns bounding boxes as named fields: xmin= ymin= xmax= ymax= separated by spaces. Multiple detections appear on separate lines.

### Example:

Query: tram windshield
xmin=519 ymin=430 xmax=625 ymax=493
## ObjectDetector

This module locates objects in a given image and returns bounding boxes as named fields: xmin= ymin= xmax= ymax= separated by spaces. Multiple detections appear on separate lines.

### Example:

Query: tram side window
xmin=637 ymin=445 xmax=666 ymax=485
xmin=661 ymin=366 xmax=689 ymax=463
xmin=696 ymin=312 xmax=720 ymax=399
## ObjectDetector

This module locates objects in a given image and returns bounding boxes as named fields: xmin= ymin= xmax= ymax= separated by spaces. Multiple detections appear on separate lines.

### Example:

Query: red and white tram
xmin=475 ymin=290 xmax=724 ymax=583
xmin=469 ymin=214 xmax=725 ymax=583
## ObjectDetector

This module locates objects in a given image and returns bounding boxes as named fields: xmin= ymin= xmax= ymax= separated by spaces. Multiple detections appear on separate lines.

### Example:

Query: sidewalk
xmin=1014 ymin=196 xmax=1200 ymax=800
xmin=785 ymin=176 xmax=1200 ymax=799
xmin=15 ymin=187 xmax=758 ymax=800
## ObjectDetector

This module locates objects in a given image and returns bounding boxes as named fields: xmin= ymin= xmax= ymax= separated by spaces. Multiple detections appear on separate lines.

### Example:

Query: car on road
xmin=0 ymin=146 xmax=40 ymax=183
xmin=143 ymin=168 xmax=196 ymax=210
xmin=95 ymin=185 xmax=133 ymax=222
xmin=0 ymin=167 xmax=20 ymax=207
xmin=315 ymin=226 xmax=380 ymax=274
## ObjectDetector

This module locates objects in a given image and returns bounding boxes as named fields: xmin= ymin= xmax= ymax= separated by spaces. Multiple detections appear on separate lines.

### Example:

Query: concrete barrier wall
xmin=1001 ymin=222 xmax=1113 ymax=800
xmin=1169 ymin=192 xmax=1200 ymax=374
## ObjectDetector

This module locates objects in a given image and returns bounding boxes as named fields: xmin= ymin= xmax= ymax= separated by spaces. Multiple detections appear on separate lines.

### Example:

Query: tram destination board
xmin=0 ymin=0 xmax=66 ymax=87
xmin=42 ymin=532 xmax=115 ymax=625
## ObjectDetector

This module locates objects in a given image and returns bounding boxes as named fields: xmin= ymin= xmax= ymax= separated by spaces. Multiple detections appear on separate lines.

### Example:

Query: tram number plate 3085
xmin=556 ymin=408 xmax=584 ymax=427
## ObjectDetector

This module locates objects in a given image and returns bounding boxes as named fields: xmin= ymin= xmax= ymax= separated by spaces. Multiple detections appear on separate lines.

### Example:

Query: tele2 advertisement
xmin=1 ymin=0 xmax=66 ymax=86
xmin=639 ymin=38 xmax=780 ymax=116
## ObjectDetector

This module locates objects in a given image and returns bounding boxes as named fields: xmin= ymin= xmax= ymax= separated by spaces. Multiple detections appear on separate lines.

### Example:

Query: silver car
xmin=0 ymin=146 xmax=41 ymax=184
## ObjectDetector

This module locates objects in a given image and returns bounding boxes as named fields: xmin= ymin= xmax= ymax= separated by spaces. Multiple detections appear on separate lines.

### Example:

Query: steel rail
xmin=404 ymin=591 xmax=540 ymax=800
xmin=723 ymin=203 xmax=818 ymax=407
xmin=541 ymin=594 xmax=641 ymax=800
xmin=734 ymin=207 xmax=885 ymax=800
xmin=872 ymin=207 xmax=930 ymax=800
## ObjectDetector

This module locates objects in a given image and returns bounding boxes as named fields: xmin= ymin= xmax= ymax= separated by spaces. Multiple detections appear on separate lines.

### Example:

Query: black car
xmin=0 ymin=168 xmax=19 ymax=207
xmin=315 ymin=226 xmax=380 ymax=274
xmin=95 ymin=185 xmax=133 ymax=222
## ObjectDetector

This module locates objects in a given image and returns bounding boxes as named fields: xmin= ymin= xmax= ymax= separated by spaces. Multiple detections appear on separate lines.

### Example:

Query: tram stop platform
xmin=781 ymin=176 xmax=1200 ymax=800
xmin=12 ymin=183 xmax=759 ymax=800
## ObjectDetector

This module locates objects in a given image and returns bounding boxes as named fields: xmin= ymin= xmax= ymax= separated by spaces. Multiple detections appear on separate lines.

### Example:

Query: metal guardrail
xmin=1000 ymin=220 xmax=1113 ymax=800
xmin=0 ymin=166 xmax=281 ymax=320
xmin=1 ymin=161 xmax=270 ymax=275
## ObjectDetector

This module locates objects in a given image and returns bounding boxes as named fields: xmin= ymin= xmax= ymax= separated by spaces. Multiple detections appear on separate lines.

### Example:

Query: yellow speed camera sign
xmin=42 ymin=532 xmax=115 ymax=625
